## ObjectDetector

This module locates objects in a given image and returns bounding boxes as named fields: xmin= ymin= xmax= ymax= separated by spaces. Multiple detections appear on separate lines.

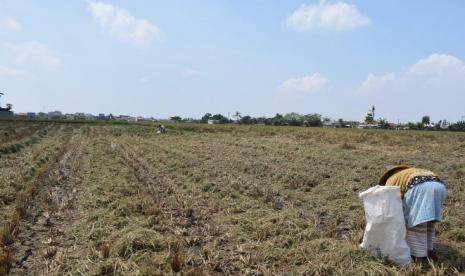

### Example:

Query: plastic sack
xmin=359 ymin=185 xmax=411 ymax=266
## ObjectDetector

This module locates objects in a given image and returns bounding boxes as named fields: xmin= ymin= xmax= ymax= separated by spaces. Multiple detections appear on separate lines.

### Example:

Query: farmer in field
xmin=157 ymin=124 xmax=166 ymax=134
xmin=379 ymin=166 xmax=447 ymax=262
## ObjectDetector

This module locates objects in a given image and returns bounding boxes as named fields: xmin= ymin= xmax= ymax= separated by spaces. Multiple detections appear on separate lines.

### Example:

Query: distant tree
xmin=262 ymin=113 xmax=322 ymax=127
xmin=272 ymin=113 xmax=285 ymax=126
xmin=284 ymin=112 xmax=302 ymax=121
xmin=288 ymin=119 xmax=303 ymax=126
xmin=365 ymin=113 xmax=374 ymax=123
xmin=283 ymin=113 xmax=303 ymax=126
xmin=211 ymin=114 xmax=230 ymax=124
xmin=449 ymin=121 xmax=465 ymax=132
xmin=422 ymin=115 xmax=431 ymax=126
xmin=407 ymin=122 xmax=418 ymax=130
xmin=338 ymin=118 xmax=345 ymax=128
xmin=255 ymin=117 xmax=267 ymax=124
xmin=322 ymin=117 xmax=331 ymax=123
xmin=170 ymin=116 xmax=182 ymax=122
xmin=378 ymin=118 xmax=389 ymax=129
xmin=303 ymin=113 xmax=323 ymax=127
xmin=272 ymin=120 xmax=283 ymax=126
xmin=406 ymin=122 xmax=424 ymax=130
xmin=201 ymin=113 xmax=212 ymax=123
xmin=182 ymin=117 xmax=196 ymax=122
xmin=240 ymin=115 xmax=252 ymax=124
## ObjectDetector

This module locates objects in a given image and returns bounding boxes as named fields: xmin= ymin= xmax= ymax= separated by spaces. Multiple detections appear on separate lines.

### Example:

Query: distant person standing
xmin=379 ymin=166 xmax=447 ymax=262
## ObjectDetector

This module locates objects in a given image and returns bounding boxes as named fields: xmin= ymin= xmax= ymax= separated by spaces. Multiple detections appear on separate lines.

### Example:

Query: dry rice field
xmin=0 ymin=121 xmax=464 ymax=275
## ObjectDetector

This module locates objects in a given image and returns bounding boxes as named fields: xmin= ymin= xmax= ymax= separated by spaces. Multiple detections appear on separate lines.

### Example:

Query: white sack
xmin=359 ymin=185 xmax=411 ymax=266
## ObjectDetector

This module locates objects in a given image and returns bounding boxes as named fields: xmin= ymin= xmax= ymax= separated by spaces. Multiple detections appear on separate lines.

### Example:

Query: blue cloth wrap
xmin=403 ymin=181 xmax=447 ymax=229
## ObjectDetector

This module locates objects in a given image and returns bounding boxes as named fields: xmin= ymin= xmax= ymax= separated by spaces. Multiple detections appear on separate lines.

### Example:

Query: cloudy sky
xmin=1 ymin=0 xmax=464 ymax=122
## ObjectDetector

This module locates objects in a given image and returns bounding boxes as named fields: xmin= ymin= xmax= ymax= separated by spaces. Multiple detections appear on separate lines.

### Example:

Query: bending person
xmin=379 ymin=166 xmax=447 ymax=262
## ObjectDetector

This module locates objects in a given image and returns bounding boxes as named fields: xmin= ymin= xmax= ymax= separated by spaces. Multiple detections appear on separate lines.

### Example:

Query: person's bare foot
xmin=428 ymin=250 xmax=438 ymax=262
xmin=411 ymin=256 xmax=428 ymax=265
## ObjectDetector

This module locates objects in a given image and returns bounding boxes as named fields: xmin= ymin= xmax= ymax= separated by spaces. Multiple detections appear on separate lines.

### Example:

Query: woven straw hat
xmin=378 ymin=165 xmax=411 ymax=185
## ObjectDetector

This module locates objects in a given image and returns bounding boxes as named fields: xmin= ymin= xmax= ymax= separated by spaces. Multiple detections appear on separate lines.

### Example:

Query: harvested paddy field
xmin=0 ymin=121 xmax=464 ymax=275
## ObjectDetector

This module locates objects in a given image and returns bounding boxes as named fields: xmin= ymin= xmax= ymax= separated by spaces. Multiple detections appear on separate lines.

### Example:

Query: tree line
xmin=170 ymin=107 xmax=465 ymax=132
xmin=171 ymin=112 xmax=324 ymax=127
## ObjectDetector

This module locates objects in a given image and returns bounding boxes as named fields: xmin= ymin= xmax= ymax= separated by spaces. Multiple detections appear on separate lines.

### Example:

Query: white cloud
xmin=360 ymin=54 xmax=465 ymax=93
xmin=7 ymin=41 xmax=62 ymax=69
xmin=182 ymin=67 xmax=200 ymax=77
xmin=407 ymin=54 xmax=465 ymax=76
xmin=287 ymin=1 xmax=370 ymax=31
xmin=87 ymin=1 xmax=162 ymax=46
xmin=280 ymin=73 xmax=328 ymax=95
xmin=359 ymin=72 xmax=395 ymax=92
xmin=0 ymin=66 xmax=27 ymax=78
xmin=0 ymin=17 xmax=22 ymax=31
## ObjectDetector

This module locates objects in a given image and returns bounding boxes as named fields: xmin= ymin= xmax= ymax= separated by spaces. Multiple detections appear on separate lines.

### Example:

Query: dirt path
xmin=10 ymin=135 xmax=89 ymax=275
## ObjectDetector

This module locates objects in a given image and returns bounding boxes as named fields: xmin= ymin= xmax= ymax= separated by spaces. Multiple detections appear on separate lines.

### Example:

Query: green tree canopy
xmin=170 ymin=116 xmax=182 ymax=122
xmin=201 ymin=113 xmax=212 ymax=123
xmin=422 ymin=115 xmax=431 ymax=126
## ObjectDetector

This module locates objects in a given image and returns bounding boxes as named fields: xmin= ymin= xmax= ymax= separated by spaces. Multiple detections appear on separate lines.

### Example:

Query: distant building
xmin=0 ymin=111 xmax=13 ymax=119
xmin=85 ymin=114 xmax=96 ymax=121
xmin=439 ymin=122 xmax=450 ymax=130
xmin=37 ymin=112 xmax=47 ymax=120
xmin=208 ymin=119 xmax=220 ymax=124
xmin=117 ymin=115 xmax=137 ymax=122
xmin=48 ymin=111 xmax=63 ymax=120
xmin=74 ymin=113 xmax=86 ymax=120
xmin=322 ymin=120 xmax=358 ymax=128
xmin=64 ymin=114 xmax=75 ymax=120
xmin=322 ymin=121 xmax=338 ymax=128
xmin=0 ymin=94 xmax=13 ymax=119
xmin=98 ymin=113 xmax=107 ymax=120
xmin=136 ymin=116 xmax=156 ymax=122
xmin=345 ymin=121 xmax=360 ymax=128
xmin=117 ymin=115 xmax=129 ymax=121
xmin=15 ymin=112 xmax=28 ymax=119
xmin=424 ymin=123 xmax=436 ymax=131
xmin=358 ymin=123 xmax=378 ymax=129
xmin=27 ymin=112 xmax=36 ymax=119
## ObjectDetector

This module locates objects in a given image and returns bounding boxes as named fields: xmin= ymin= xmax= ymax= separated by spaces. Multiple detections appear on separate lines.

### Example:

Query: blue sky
xmin=1 ymin=0 xmax=464 ymax=122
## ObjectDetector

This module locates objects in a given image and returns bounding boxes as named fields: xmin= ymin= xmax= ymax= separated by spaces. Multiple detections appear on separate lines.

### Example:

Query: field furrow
xmin=10 ymin=133 xmax=87 ymax=274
